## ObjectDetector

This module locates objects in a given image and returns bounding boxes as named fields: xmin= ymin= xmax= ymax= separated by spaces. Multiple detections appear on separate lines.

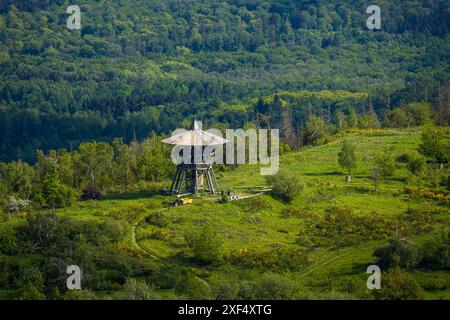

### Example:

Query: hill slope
xmin=1 ymin=1 xmax=449 ymax=161
xmin=2 ymin=129 xmax=448 ymax=300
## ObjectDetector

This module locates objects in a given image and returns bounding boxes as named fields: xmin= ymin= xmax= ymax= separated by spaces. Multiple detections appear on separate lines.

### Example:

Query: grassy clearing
xmin=74 ymin=130 xmax=450 ymax=298
xmin=1 ymin=129 xmax=448 ymax=299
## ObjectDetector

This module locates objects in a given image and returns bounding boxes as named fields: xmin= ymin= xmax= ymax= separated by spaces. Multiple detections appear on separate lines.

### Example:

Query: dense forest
xmin=1 ymin=1 xmax=450 ymax=302
xmin=0 ymin=0 xmax=449 ymax=162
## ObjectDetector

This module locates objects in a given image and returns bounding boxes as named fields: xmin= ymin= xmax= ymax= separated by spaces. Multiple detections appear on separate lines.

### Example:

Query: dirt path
xmin=131 ymin=215 xmax=160 ymax=260
xmin=299 ymin=252 xmax=350 ymax=278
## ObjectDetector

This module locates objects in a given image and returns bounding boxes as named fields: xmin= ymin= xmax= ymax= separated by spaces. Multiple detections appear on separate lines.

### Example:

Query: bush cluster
xmin=0 ymin=212 xmax=151 ymax=299
xmin=371 ymin=232 xmax=450 ymax=300
xmin=302 ymin=206 xmax=434 ymax=247
xmin=5 ymin=196 xmax=31 ymax=213
xmin=231 ymin=246 xmax=309 ymax=271
xmin=266 ymin=170 xmax=304 ymax=203
xmin=185 ymin=225 xmax=225 ymax=265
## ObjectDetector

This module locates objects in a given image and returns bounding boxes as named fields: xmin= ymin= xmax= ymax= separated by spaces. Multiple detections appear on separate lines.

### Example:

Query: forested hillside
xmin=0 ymin=0 xmax=449 ymax=162
xmin=1 ymin=1 xmax=450 ymax=302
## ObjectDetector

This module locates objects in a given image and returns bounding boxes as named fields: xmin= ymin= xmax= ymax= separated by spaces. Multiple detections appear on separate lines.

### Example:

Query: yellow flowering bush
xmin=404 ymin=186 xmax=450 ymax=205
xmin=231 ymin=246 xmax=309 ymax=271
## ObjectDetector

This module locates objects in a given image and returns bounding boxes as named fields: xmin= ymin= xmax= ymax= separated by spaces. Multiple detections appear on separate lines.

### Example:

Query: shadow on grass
xmin=100 ymin=190 xmax=162 ymax=201
xmin=345 ymin=186 xmax=374 ymax=194
xmin=162 ymin=253 xmax=213 ymax=269
xmin=389 ymin=177 xmax=409 ymax=183
xmin=303 ymin=171 xmax=342 ymax=176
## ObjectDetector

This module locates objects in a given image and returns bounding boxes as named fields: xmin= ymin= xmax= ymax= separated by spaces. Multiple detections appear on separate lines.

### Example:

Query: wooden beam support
xmin=169 ymin=165 xmax=221 ymax=196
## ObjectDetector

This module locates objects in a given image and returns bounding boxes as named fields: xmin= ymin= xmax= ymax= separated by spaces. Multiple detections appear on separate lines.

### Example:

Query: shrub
xmin=95 ymin=219 xmax=128 ymax=243
xmin=154 ymin=264 xmax=189 ymax=290
xmin=231 ymin=246 xmax=309 ymax=271
xmin=406 ymin=152 xmax=427 ymax=175
xmin=177 ymin=273 xmax=212 ymax=299
xmin=332 ymin=276 xmax=359 ymax=294
xmin=281 ymin=207 xmax=316 ymax=219
xmin=375 ymin=152 xmax=397 ymax=177
xmin=266 ymin=170 xmax=304 ymax=203
xmin=5 ymin=196 xmax=31 ymax=213
xmin=418 ymin=273 xmax=450 ymax=291
xmin=308 ymin=206 xmax=390 ymax=246
xmin=236 ymin=281 xmax=258 ymax=300
xmin=307 ymin=188 xmax=336 ymax=202
xmin=149 ymin=229 xmax=168 ymax=240
xmin=48 ymin=288 xmax=62 ymax=300
xmin=398 ymin=151 xmax=427 ymax=175
xmin=122 ymin=278 xmax=160 ymax=300
xmin=404 ymin=186 xmax=450 ymax=205
xmin=16 ymin=283 xmax=46 ymax=300
xmin=185 ymin=225 xmax=225 ymax=265
xmin=403 ymin=207 xmax=434 ymax=232
xmin=385 ymin=108 xmax=412 ymax=128
xmin=0 ymin=226 xmax=18 ymax=254
xmin=373 ymin=267 xmax=423 ymax=300
xmin=405 ymin=102 xmax=433 ymax=126
xmin=20 ymin=212 xmax=58 ymax=248
xmin=81 ymin=184 xmax=101 ymax=200
xmin=418 ymin=126 xmax=449 ymax=164
xmin=358 ymin=113 xmax=379 ymax=129
xmin=108 ymin=204 xmax=148 ymax=222
xmin=215 ymin=281 xmax=240 ymax=300
xmin=419 ymin=232 xmax=450 ymax=270
xmin=20 ymin=212 xmax=126 ymax=252
xmin=253 ymin=273 xmax=298 ymax=300
xmin=305 ymin=207 xmax=433 ymax=248
xmin=236 ymin=196 xmax=271 ymax=212
xmin=42 ymin=174 xmax=76 ymax=208
xmin=17 ymin=266 xmax=45 ymax=291
xmin=373 ymin=238 xmax=420 ymax=270
xmin=146 ymin=211 xmax=169 ymax=228
xmin=62 ymin=290 xmax=98 ymax=300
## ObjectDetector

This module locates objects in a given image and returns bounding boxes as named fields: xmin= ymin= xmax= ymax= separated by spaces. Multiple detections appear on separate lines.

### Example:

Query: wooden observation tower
xmin=162 ymin=120 xmax=228 ymax=196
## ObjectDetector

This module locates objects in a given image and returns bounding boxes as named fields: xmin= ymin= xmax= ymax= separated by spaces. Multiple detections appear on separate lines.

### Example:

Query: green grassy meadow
xmin=1 ymin=129 xmax=449 ymax=300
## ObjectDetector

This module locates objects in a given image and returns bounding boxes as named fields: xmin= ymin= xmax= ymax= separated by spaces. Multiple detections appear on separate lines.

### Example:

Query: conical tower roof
xmin=162 ymin=120 xmax=228 ymax=146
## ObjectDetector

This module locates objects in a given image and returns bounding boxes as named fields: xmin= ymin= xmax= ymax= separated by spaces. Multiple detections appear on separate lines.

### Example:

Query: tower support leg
xmin=170 ymin=167 xmax=181 ymax=195
xmin=177 ymin=170 xmax=185 ymax=195
xmin=205 ymin=169 xmax=215 ymax=195
xmin=210 ymin=168 xmax=220 ymax=193
xmin=169 ymin=166 xmax=221 ymax=196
